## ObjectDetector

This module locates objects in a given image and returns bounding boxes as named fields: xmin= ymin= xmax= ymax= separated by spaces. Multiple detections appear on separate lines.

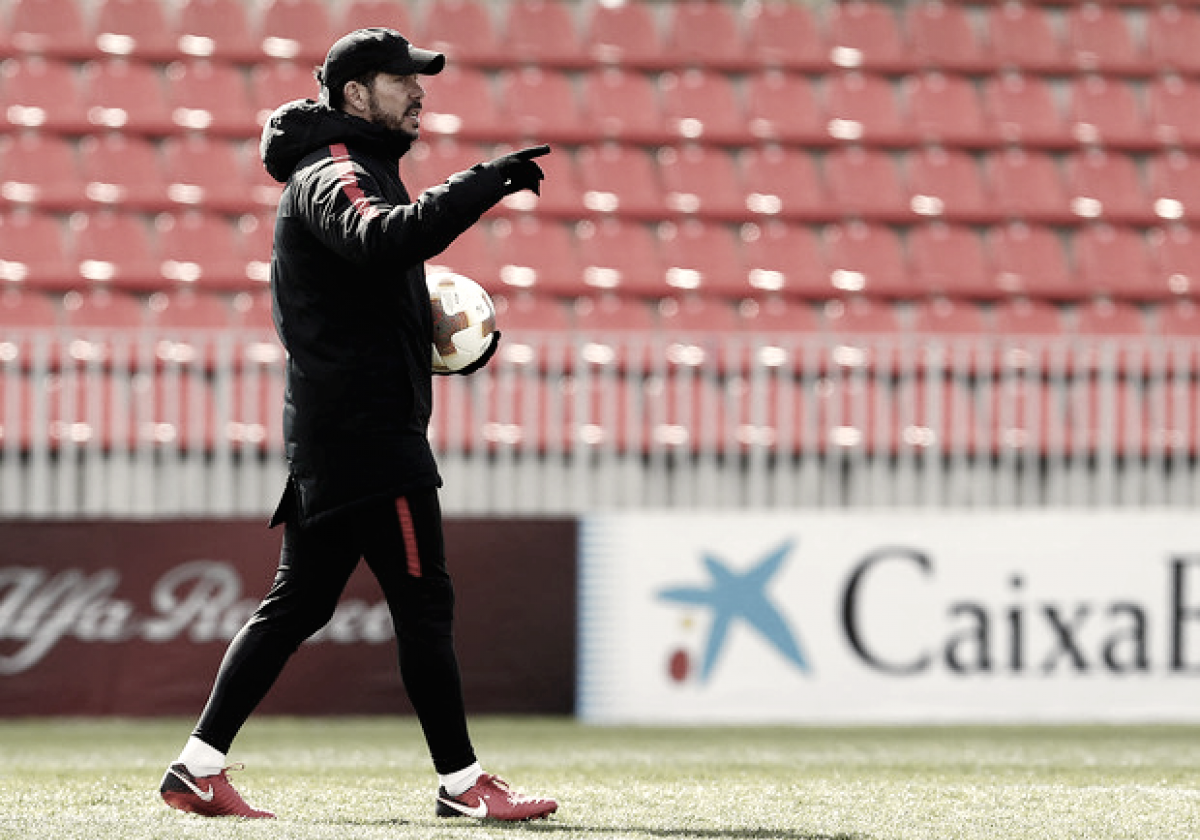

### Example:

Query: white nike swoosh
xmin=438 ymin=796 xmax=487 ymax=818
xmin=170 ymin=767 xmax=215 ymax=802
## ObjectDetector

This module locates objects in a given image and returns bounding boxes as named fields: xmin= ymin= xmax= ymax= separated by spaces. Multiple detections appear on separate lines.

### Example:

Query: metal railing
xmin=2 ymin=325 xmax=1198 ymax=516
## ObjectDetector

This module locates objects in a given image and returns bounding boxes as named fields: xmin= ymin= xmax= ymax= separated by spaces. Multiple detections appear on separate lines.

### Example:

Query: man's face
xmin=363 ymin=73 xmax=426 ymax=140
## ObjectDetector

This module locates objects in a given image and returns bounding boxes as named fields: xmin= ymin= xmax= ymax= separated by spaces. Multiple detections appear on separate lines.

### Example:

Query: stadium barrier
xmin=1 ymin=324 xmax=1199 ymax=516
xmin=0 ymin=517 xmax=576 ymax=716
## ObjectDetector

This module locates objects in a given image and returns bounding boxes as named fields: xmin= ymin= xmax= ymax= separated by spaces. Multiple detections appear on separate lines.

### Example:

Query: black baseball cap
xmin=319 ymin=27 xmax=445 ymax=100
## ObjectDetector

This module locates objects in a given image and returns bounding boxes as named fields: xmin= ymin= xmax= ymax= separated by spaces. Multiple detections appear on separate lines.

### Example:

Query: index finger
xmin=516 ymin=144 xmax=552 ymax=160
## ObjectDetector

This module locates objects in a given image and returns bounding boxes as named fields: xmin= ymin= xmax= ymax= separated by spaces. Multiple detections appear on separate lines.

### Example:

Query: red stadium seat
xmin=1074 ymin=297 xmax=1148 ymax=338
xmin=491 ymin=216 xmax=584 ymax=296
xmin=661 ymin=0 xmax=752 ymax=72
xmin=985 ymin=148 xmax=1074 ymax=224
xmin=425 ymin=221 xmax=493 ymax=280
xmin=1067 ymin=75 xmax=1155 ymax=151
xmin=501 ymin=0 xmax=588 ymax=69
xmin=985 ymin=2 xmax=1069 ymax=74
xmin=993 ymin=296 xmax=1066 ymax=337
xmin=1071 ymin=297 xmax=1150 ymax=376
xmin=906 ymin=0 xmax=992 ymax=73
xmin=823 ymin=71 xmax=915 ymax=147
xmin=911 ymin=296 xmax=989 ymax=337
xmin=657 ymin=146 xmax=747 ymax=222
xmin=579 ymin=67 xmax=672 ymax=146
xmin=743 ymin=0 xmax=826 ymax=72
xmin=576 ymin=218 xmax=666 ymax=297
xmin=80 ymin=59 xmax=176 ymax=136
xmin=338 ymin=0 xmax=414 ymax=34
xmin=1152 ymin=225 xmax=1200 ymax=298
xmin=982 ymin=71 xmax=1072 ymax=150
xmin=498 ymin=67 xmax=592 ymax=145
xmin=741 ymin=146 xmax=832 ymax=223
xmin=250 ymin=60 xmax=320 ymax=126
xmin=990 ymin=299 xmax=1068 ymax=384
xmin=147 ymin=287 xmax=233 ymax=368
xmin=582 ymin=0 xmax=665 ymax=70
xmin=1146 ymin=5 xmax=1200 ymax=77
xmin=740 ymin=296 xmax=821 ymax=337
xmin=403 ymin=137 xmax=487 ymax=192
xmin=255 ymin=0 xmax=333 ymax=64
xmin=745 ymin=70 xmax=829 ymax=147
xmin=0 ymin=212 xmax=74 ymax=290
xmin=659 ymin=68 xmax=752 ymax=146
xmin=657 ymin=295 xmax=745 ymax=373
xmin=161 ymin=135 xmax=256 ymax=214
xmin=420 ymin=65 xmax=507 ymax=142
xmin=164 ymin=59 xmax=259 ymax=137
xmin=905 ymin=71 xmax=994 ymax=149
xmin=1072 ymin=223 xmax=1159 ymax=301
xmin=70 ymin=212 xmax=162 ymax=292
xmin=7 ymin=0 xmax=94 ymax=59
xmin=92 ymin=0 xmax=179 ymax=61
xmin=988 ymin=222 xmax=1077 ymax=299
xmin=491 ymin=293 xmax=573 ymax=372
xmin=821 ymin=296 xmax=904 ymax=373
xmin=0 ymin=133 xmax=86 ymax=211
xmin=156 ymin=212 xmax=253 ymax=290
xmin=740 ymin=221 xmax=831 ymax=299
xmin=906 ymin=145 xmax=997 ymax=224
xmin=907 ymin=222 xmax=998 ymax=300
xmin=1146 ymin=75 xmax=1200 ymax=151
xmin=657 ymin=219 xmax=747 ymax=299
xmin=824 ymin=146 xmax=913 ymax=222
xmin=571 ymin=293 xmax=658 ymax=372
xmin=0 ymin=288 xmax=58 ymax=370
xmin=576 ymin=144 xmax=668 ymax=220
xmin=825 ymin=0 xmax=912 ymax=73
xmin=60 ymin=288 xmax=148 ymax=366
xmin=78 ymin=133 xmax=172 ymax=212
xmin=174 ymin=0 xmax=260 ymax=62
xmin=1064 ymin=149 xmax=1156 ymax=225
xmin=823 ymin=222 xmax=913 ymax=298
xmin=1065 ymin=3 xmax=1151 ymax=77
xmin=420 ymin=0 xmax=504 ymax=67
xmin=1157 ymin=297 xmax=1200 ymax=336
xmin=1 ymin=57 xmax=90 ymax=134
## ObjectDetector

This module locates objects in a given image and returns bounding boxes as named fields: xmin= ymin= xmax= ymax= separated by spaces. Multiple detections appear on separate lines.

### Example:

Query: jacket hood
xmin=259 ymin=99 xmax=414 ymax=183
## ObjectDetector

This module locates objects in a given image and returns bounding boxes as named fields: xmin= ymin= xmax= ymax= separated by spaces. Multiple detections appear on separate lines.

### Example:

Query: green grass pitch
xmin=1 ymin=717 xmax=1198 ymax=839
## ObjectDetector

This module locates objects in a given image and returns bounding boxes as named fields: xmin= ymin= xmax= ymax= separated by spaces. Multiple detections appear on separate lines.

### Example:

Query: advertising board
xmin=579 ymin=511 xmax=1200 ymax=723
xmin=0 ymin=518 xmax=576 ymax=716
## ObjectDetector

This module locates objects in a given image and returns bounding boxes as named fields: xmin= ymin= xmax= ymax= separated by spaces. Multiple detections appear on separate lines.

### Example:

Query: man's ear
xmin=342 ymin=80 xmax=369 ymax=114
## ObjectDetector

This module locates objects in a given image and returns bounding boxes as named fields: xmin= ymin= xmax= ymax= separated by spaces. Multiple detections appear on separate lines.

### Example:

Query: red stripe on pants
xmin=395 ymin=497 xmax=422 ymax=578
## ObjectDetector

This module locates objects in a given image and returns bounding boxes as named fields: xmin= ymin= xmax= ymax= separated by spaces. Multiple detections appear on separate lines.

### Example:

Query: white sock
xmin=439 ymin=762 xmax=483 ymax=797
xmin=176 ymin=736 xmax=226 ymax=778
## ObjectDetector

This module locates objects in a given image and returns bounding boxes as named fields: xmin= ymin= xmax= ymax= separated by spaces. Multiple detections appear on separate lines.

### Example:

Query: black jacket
xmin=259 ymin=99 xmax=509 ymax=526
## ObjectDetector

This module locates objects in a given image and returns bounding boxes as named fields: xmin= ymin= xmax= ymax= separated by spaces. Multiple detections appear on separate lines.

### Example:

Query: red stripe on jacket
xmin=329 ymin=143 xmax=381 ymax=221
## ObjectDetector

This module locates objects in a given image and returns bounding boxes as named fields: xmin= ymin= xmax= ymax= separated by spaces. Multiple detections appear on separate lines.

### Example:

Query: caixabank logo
xmin=657 ymin=539 xmax=810 ymax=684
xmin=579 ymin=512 xmax=1200 ymax=722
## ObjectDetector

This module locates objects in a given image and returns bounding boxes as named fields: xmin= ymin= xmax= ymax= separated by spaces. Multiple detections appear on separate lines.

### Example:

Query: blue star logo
xmin=658 ymin=539 xmax=809 ymax=682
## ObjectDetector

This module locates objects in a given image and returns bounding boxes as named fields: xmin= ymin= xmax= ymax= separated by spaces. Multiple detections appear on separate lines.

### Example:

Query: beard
xmin=365 ymin=89 xmax=419 ymax=143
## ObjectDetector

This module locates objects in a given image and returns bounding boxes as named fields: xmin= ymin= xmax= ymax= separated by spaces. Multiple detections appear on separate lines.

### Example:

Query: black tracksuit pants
xmin=191 ymin=487 xmax=477 ymax=775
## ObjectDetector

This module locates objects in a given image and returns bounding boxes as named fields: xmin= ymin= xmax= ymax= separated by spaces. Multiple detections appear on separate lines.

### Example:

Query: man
xmin=157 ymin=27 xmax=556 ymax=822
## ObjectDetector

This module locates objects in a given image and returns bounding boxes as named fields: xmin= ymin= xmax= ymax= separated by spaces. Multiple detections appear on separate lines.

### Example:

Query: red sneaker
xmin=159 ymin=763 xmax=275 ymax=819
xmin=436 ymin=773 xmax=557 ymax=821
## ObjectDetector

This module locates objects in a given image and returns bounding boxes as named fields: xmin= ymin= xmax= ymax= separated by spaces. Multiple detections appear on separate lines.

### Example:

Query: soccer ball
xmin=427 ymin=272 xmax=498 ymax=374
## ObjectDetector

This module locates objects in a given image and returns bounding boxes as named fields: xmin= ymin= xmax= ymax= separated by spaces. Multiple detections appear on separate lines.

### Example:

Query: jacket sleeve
xmin=294 ymin=149 xmax=509 ymax=271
